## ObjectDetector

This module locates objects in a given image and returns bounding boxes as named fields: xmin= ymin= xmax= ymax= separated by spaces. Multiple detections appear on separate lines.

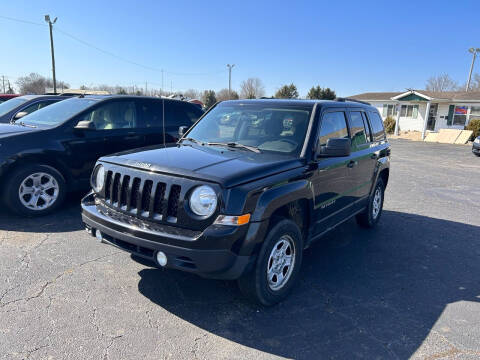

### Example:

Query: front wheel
xmin=356 ymin=177 xmax=384 ymax=228
xmin=4 ymin=164 xmax=66 ymax=216
xmin=238 ymin=218 xmax=303 ymax=306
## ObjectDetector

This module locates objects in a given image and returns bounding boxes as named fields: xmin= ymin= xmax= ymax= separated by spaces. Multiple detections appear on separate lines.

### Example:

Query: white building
xmin=348 ymin=90 xmax=480 ymax=138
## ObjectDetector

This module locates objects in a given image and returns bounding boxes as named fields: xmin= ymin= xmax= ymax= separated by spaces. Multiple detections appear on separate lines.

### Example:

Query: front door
xmin=427 ymin=103 xmax=438 ymax=130
xmin=311 ymin=109 xmax=352 ymax=236
xmin=63 ymin=99 xmax=146 ymax=184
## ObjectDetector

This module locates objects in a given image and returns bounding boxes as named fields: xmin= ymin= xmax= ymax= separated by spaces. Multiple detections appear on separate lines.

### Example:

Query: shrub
xmin=466 ymin=119 xmax=480 ymax=139
xmin=383 ymin=116 xmax=397 ymax=134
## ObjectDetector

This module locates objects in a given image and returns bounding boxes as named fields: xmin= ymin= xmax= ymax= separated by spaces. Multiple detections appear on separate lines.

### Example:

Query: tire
xmin=356 ymin=177 xmax=384 ymax=228
xmin=238 ymin=218 xmax=303 ymax=306
xmin=4 ymin=164 xmax=66 ymax=217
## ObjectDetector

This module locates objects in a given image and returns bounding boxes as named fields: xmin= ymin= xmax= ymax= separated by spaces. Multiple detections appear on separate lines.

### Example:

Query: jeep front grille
xmin=103 ymin=170 xmax=181 ymax=222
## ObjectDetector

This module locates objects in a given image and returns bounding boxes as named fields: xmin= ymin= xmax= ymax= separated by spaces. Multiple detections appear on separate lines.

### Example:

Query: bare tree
xmin=16 ymin=73 xmax=69 ymax=94
xmin=425 ymin=74 xmax=459 ymax=92
xmin=183 ymin=89 xmax=201 ymax=99
xmin=240 ymin=78 xmax=265 ymax=99
xmin=216 ymin=88 xmax=239 ymax=101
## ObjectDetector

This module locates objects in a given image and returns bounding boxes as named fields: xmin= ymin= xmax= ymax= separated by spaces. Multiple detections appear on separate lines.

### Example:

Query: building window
xmin=468 ymin=106 xmax=480 ymax=124
xmin=382 ymin=104 xmax=396 ymax=117
xmin=453 ymin=106 xmax=468 ymax=126
xmin=400 ymin=105 xmax=418 ymax=118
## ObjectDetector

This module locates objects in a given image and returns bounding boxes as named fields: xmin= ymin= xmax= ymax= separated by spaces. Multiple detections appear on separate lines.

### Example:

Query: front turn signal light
xmin=214 ymin=214 xmax=251 ymax=226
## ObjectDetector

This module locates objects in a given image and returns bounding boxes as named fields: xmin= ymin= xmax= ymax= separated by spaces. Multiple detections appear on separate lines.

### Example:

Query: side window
xmin=138 ymin=100 xmax=163 ymax=128
xmin=37 ymin=100 xmax=57 ymax=110
xmin=318 ymin=111 xmax=349 ymax=147
xmin=361 ymin=112 xmax=371 ymax=141
xmin=20 ymin=102 xmax=42 ymax=115
xmin=164 ymin=101 xmax=201 ymax=127
xmin=368 ymin=112 xmax=386 ymax=141
xmin=349 ymin=111 xmax=367 ymax=150
xmin=78 ymin=101 xmax=137 ymax=130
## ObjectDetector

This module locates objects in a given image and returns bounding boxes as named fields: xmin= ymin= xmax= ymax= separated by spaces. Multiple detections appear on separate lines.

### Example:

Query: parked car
xmin=0 ymin=94 xmax=20 ymax=103
xmin=473 ymin=136 xmax=480 ymax=156
xmin=0 ymin=95 xmax=203 ymax=216
xmin=0 ymin=95 xmax=70 ymax=123
xmin=81 ymin=99 xmax=390 ymax=305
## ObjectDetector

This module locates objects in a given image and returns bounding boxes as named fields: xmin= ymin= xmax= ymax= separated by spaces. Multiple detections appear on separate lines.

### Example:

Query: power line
xmin=0 ymin=14 xmax=227 ymax=77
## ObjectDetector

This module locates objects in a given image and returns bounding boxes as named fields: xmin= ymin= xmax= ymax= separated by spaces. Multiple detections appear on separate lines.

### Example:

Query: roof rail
xmin=335 ymin=97 xmax=371 ymax=105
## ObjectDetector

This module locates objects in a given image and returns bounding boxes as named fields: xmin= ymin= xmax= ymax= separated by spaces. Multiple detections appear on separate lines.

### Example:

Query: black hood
xmin=0 ymin=123 xmax=39 ymax=138
xmin=100 ymin=144 xmax=304 ymax=188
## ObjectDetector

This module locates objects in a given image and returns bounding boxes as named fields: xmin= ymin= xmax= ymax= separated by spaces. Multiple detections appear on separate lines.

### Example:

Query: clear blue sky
xmin=1 ymin=0 xmax=479 ymax=97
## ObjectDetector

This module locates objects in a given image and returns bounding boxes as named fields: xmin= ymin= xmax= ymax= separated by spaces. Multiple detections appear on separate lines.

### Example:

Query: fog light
xmin=95 ymin=230 xmax=103 ymax=242
xmin=156 ymin=251 xmax=168 ymax=267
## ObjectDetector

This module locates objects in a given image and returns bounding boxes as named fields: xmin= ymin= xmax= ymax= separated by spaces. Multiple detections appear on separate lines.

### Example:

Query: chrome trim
xmin=90 ymin=200 xmax=202 ymax=242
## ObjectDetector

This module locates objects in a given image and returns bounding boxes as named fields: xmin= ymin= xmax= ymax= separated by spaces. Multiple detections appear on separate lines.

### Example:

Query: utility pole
xmin=44 ymin=15 xmax=58 ymax=94
xmin=466 ymin=48 xmax=480 ymax=92
xmin=145 ymin=81 xmax=148 ymax=95
xmin=1 ymin=76 xmax=5 ymax=93
xmin=161 ymin=69 xmax=164 ymax=93
xmin=227 ymin=64 xmax=235 ymax=98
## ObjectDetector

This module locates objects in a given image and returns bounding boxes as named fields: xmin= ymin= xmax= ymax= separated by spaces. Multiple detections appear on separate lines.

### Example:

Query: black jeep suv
xmin=0 ymin=95 xmax=203 ymax=216
xmin=81 ymin=99 xmax=390 ymax=305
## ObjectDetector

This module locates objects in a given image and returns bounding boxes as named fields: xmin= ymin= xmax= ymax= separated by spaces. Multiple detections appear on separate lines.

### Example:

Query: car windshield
xmin=185 ymin=102 xmax=313 ymax=155
xmin=20 ymin=97 xmax=98 ymax=127
xmin=0 ymin=97 xmax=29 ymax=117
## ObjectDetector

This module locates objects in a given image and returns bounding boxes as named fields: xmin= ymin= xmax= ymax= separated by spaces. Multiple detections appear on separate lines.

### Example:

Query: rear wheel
xmin=4 ymin=164 xmax=66 ymax=216
xmin=356 ymin=178 xmax=384 ymax=228
xmin=238 ymin=218 xmax=303 ymax=306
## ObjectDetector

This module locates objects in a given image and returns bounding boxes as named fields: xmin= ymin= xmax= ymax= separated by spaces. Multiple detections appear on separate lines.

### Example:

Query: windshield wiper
xmin=179 ymin=137 xmax=200 ymax=144
xmin=206 ymin=142 xmax=261 ymax=153
xmin=16 ymin=121 xmax=37 ymax=128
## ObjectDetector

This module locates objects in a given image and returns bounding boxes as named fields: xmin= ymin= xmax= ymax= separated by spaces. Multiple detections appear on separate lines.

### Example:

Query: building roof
xmin=349 ymin=90 xmax=480 ymax=102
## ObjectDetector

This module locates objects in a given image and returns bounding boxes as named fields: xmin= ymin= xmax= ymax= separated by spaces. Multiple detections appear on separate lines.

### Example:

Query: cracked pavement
xmin=0 ymin=139 xmax=479 ymax=359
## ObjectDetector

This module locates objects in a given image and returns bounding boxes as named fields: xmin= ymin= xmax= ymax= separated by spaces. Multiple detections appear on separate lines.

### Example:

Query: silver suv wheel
xmin=18 ymin=172 xmax=60 ymax=211
xmin=267 ymin=235 xmax=296 ymax=291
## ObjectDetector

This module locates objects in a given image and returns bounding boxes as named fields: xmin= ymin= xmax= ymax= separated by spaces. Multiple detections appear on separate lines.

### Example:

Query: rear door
xmin=311 ymin=109 xmax=352 ymax=236
xmin=137 ymin=98 xmax=165 ymax=146
xmin=345 ymin=110 xmax=377 ymax=207
xmin=164 ymin=100 xmax=203 ymax=143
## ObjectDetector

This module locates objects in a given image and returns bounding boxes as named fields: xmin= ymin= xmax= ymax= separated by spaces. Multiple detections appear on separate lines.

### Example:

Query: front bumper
xmin=81 ymin=193 xmax=261 ymax=279
xmin=472 ymin=142 xmax=480 ymax=155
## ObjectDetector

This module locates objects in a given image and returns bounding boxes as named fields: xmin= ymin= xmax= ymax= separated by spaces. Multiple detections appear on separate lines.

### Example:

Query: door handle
xmin=347 ymin=160 xmax=358 ymax=168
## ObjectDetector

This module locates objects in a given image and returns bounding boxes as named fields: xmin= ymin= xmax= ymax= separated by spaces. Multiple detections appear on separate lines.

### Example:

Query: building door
xmin=427 ymin=103 xmax=438 ymax=130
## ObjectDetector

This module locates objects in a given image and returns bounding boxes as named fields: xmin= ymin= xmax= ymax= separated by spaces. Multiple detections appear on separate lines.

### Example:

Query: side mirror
xmin=14 ymin=111 xmax=28 ymax=120
xmin=74 ymin=120 xmax=96 ymax=130
xmin=178 ymin=125 xmax=189 ymax=138
xmin=317 ymin=138 xmax=351 ymax=157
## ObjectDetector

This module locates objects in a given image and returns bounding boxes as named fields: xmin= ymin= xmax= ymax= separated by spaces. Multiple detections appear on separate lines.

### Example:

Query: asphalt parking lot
xmin=1 ymin=139 xmax=479 ymax=360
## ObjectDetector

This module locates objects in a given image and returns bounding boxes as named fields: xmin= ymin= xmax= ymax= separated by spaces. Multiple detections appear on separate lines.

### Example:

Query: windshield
xmin=20 ymin=97 xmax=98 ymax=127
xmin=185 ymin=102 xmax=313 ymax=155
xmin=0 ymin=97 xmax=29 ymax=117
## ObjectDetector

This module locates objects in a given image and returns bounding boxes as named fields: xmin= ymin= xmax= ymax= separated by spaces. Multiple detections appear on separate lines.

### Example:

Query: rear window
xmin=368 ymin=112 xmax=386 ymax=141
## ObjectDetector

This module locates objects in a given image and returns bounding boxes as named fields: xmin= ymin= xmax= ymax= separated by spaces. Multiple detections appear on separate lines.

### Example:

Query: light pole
xmin=227 ymin=64 xmax=235 ymax=98
xmin=466 ymin=47 xmax=480 ymax=92
xmin=44 ymin=15 xmax=58 ymax=94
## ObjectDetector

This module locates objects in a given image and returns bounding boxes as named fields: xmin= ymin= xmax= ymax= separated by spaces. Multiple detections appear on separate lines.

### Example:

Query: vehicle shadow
xmin=0 ymin=191 xmax=85 ymax=233
xmin=137 ymin=210 xmax=480 ymax=359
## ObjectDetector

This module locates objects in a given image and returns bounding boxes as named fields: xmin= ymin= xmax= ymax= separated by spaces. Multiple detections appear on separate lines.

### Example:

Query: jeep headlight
xmin=189 ymin=185 xmax=217 ymax=217
xmin=91 ymin=164 xmax=105 ymax=193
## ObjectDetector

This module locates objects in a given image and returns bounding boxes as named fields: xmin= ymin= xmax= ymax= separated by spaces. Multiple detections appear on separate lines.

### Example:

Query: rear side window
xmin=368 ymin=112 xmax=386 ymax=141
xmin=318 ymin=111 xmax=349 ymax=147
xmin=139 ymin=99 xmax=163 ymax=128
xmin=164 ymin=101 xmax=202 ymax=127
xmin=349 ymin=111 xmax=368 ymax=150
